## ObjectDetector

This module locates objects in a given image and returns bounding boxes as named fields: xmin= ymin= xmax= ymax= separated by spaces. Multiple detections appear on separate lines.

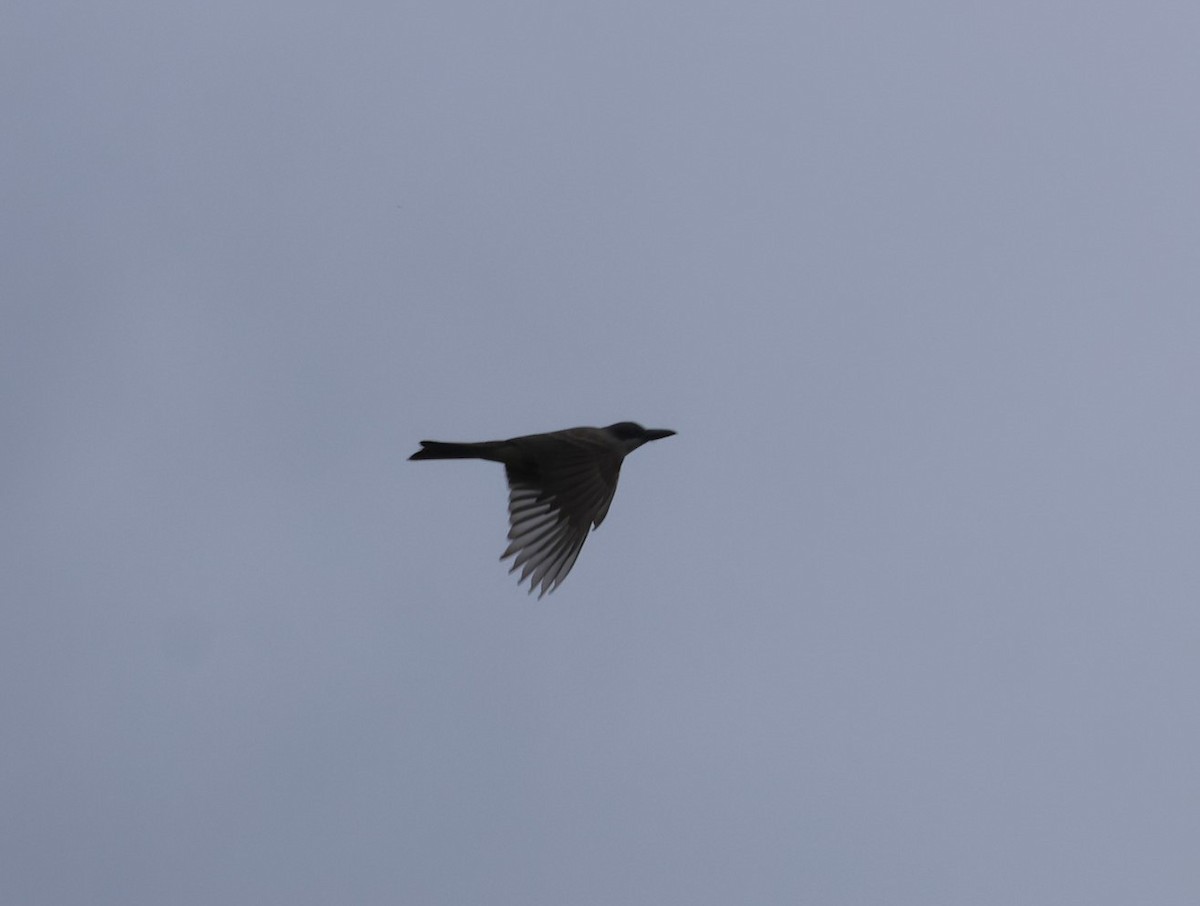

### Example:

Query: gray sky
xmin=5 ymin=2 xmax=1200 ymax=903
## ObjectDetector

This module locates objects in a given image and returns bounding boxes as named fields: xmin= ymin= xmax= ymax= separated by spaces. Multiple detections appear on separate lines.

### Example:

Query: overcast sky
xmin=5 ymin=3 xmax=1200 ymax=904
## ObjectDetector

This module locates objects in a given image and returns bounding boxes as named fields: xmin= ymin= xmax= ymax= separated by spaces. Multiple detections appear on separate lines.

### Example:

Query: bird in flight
xmin=409 ymin=422 xmax=675 ymax=597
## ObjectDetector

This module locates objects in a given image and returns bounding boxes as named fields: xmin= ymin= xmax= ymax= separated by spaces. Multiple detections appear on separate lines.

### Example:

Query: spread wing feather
xmin=500 ymin=434 xmax=622 ymax=597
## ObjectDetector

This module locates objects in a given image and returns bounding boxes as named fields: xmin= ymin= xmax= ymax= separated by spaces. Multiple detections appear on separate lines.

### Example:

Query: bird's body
xmin=410 ymin=422 xmax=675 ymax=597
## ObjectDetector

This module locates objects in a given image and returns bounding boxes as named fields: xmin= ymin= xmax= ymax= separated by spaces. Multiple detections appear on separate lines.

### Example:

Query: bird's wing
xmin=500 ymin=437 xmax=623 ymax=597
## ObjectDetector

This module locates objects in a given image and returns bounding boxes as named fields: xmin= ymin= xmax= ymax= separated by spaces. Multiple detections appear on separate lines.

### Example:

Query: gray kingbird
xmin=409 ymin=422 xmax=676 ymax=597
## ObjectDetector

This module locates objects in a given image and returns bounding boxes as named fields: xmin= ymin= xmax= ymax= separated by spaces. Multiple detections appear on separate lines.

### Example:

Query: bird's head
xmin=605 ymin=421 xmax=676 ymax=453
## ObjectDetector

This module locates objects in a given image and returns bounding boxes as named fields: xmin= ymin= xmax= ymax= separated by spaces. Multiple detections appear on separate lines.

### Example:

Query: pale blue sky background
xmin=5 ymin=3 xmax=1200 ymax=904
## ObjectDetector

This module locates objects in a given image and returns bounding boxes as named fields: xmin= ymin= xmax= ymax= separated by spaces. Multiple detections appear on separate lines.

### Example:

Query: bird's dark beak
xmin=643 ymin=428 xmax=676 ymax=442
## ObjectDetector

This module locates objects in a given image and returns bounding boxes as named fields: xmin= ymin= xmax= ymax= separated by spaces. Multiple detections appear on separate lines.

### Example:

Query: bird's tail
xmin=408 ymin=440 xmax=507 ymax=462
